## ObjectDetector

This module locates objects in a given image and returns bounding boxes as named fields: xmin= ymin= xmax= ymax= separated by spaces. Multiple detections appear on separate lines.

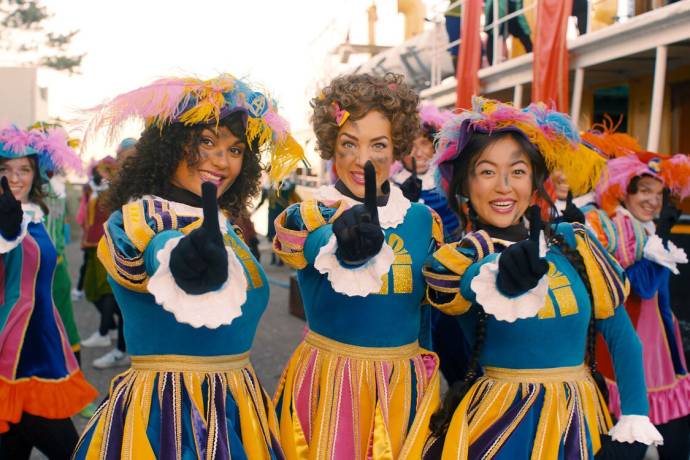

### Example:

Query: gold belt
xmin=483 ymin=364 xmax=590 ymax=383
xmin=130 ymin=353 xmax=250 ymax=372
xmin=304 ymin=331 xmax=421 ymax=360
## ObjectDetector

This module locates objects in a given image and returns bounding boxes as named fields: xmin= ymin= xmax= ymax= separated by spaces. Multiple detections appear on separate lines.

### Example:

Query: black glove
xmin=496 ymin=205 xmax=549 ymax=297
xmin=399 ymin=157 xmax=422 ymax=202
xmin=561 ymin=191 xmax=585 ymax=224
xmin=656 ymin=188 xmax=680 ymax=245
xmin=332 ymin=161 xmax=385 ymax=265
xmin=0 ymin=177 xmax=23 ymax=240
xmin=169 ymin=182 xmax=229 ymax=295
xmin=595 ymin=435 xmax=648 ymax=460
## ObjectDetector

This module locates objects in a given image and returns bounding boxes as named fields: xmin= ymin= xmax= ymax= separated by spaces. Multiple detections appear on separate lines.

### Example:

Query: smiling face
xmin=334 ymin=110 xmax=394 ymax=198
xmin=402 ymin=135 xmax=435 ymax=174
xmin=550 ymin=168 xmax=570 ymax=201
xmin=0 ymin=157 xmax=35 ymax=203
xmin=467 ymin=136 xmax=534 ymax=228
xmin=623 ymin=175 xmax=664 ymax=222
xmin=171 ymin=126 xmax=245 ymax=198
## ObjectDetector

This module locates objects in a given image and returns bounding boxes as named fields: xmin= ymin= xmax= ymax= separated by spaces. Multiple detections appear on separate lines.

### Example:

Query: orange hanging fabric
xmin=532 ymin=0 xmax=573 ymax=111
xmin=455 ymin=0 xmax=482 ymax=110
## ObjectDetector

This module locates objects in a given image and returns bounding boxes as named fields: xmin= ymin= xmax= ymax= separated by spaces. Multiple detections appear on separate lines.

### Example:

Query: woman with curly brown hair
xmin=272 ymin=73 xmax=443 ymax=459
xmin=73 ymin=74 xmax=305 ymax=459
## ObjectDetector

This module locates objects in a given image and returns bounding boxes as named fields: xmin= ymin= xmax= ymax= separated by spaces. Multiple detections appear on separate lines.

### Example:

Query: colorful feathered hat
xmin=84 ymin=73 xmax=305 ymax=183
xmin=581 ymin=115 xmax=642 ymax=159
xmin=27 ymin=122 xmax=83 ymax=176
xmin=596 ymin=151 xmax=690 ymax=215
xmin=419 ymin=104 xmax=453 ymax=139
xmin=434 ymin=97 xmax=605 ymax=196
xmin=0 ymin=122 xmax=43 ymax=174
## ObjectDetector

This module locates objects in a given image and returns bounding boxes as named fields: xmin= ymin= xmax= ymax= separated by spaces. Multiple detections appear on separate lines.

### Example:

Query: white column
xmin=571 ymin=68 xmax=585 ymax=128
xmin=647 ymin=45 xmax=667 ymax=152
xmin=493 ymin=0 xmax=501 ymax=65
xmin=513 ymin=83 xmax=524 ymax=108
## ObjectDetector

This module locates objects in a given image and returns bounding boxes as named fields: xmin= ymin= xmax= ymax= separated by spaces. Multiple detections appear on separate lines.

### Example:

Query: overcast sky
xmin=36 ymin=0 xmax=425 ymax=159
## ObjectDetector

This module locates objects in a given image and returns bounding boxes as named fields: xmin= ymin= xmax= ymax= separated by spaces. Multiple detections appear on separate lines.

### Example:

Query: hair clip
xmin=332 ymin=102 xmax=350 ymax=127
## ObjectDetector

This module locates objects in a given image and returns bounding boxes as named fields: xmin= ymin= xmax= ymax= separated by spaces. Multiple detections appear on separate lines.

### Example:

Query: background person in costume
xmin=593 ymin=151 xmax=690 ymax=460
xmin=421 ymin=98 xmax=660 ymax=459
xmin=256 ymin=176 xmax=301 ymax=265
xmin=80 ymin=156 xmax=129 ymax=369
xmin=73 ymin=73 xmax=303 ymax=459
xmin=27 ymin=122 xmax=84 ymax=361
xmin=272 ymin=73 xmax=443 ymax=459
xmin=391 ymin=103 xmax=468 ymax=387
xmin=0 ymin=123 xmax=98 ymax=460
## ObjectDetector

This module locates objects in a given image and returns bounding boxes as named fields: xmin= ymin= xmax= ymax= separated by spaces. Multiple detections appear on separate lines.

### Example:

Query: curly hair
xmin=311 ymin=73 xmax=420 ymax=160
xmin=105 ymin=111 xmax=262 ymax=219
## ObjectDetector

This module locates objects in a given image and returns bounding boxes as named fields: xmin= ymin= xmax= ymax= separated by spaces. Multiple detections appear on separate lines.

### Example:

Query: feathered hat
xmin=419 ymin=104 xmax=453 ymax=139
xmin=27 ymin=121 xmax=83 ymax=176
xmin=581 ymin=115 xmax=642 ymax=159
xmin=434 ymin=97 xmax=604 ymax=196
xmin=84 ymin=74 xmax=305 ymax=183
xmin=596 ymin=151 xmax=690 ymax=215
xmin=0 ymin=122 xmax=43 ymax=174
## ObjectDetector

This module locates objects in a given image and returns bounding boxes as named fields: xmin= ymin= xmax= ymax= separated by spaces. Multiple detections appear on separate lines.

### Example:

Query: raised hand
xmin=169 ymin=182 xmax=229 ymax=295
xmin=561 ymin=191 xmax=585 ymax=224
xmin=496 ymin=205 xmax=549 ymax=297
xmin=332 ymin=161 xmax=385 ymax=265
xmin=0 ymin=177 xmax=23 ymax=240
xmin=400 ymin=157 xmax=422 ymax=202
xmin=657 ymin=188 xmax=681 ymax=245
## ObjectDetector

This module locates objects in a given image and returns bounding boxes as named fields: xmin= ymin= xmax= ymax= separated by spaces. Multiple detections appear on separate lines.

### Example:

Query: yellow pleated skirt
xmin=274 ymin=331 xmax=440 ymax=460
xmin=73 ymin=353 xmax=283 ymax=460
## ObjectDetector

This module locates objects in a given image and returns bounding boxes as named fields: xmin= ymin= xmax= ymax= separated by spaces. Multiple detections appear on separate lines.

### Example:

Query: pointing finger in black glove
xmin=0 ymin=177 xmax=23 ymax=240
xmin=333 ymin=161 xmax=385 ymax=265
xmin=400 ymin=157 xmax=422 ymax=202
xmin=169 ymin=182 xmax=229 ymax=295
xmin=561 ymin=191 xmax=585 ymax=224
xmin=496 ymin=205 xmax=549 ymax=297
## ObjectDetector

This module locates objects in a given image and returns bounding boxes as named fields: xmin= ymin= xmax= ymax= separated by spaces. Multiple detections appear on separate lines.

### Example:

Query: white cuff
xmin=0 ymin=216 xmax=29 ymax=254
xmin=609 ymin=415 xmax=664 ymax=446
xmin=148 ymin=236 xmax=248 ymax=329
xmin=314 ymin=234 xmax=394 ymax=297
xmin=643 ymin=234 xmax=688 ymax=274
xmin=470 ymin=255 xmax=549 ymax=322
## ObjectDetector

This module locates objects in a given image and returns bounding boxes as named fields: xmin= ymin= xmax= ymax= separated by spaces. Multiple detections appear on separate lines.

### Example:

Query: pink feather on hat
xmin=31 ymin=127 xmax=83 ymax=174
xmin=0 ymin=122 xmax=33 ymax=155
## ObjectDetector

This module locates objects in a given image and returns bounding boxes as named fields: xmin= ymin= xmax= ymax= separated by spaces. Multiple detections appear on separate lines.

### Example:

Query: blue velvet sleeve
xmin=597 ymin=305 xmax=649 ymax=416
xmin=143 ymin=230 xmax=185 ymax=276
xmin=625 ymin=258 xmax=667 ymax=300
xmin=303 ymin=224 xmax=334 ymax=265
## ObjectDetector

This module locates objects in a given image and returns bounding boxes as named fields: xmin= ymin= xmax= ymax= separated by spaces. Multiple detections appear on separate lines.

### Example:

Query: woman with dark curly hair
xmin=272 ymin=73 xmax=444 ymax=459
xmin=421 ymin=98 xmax=660 ymax=459
xmin=73 ymin=74 xmax=304 ymax=459
xmin=0 ymin=123 xmax=97 ymax=459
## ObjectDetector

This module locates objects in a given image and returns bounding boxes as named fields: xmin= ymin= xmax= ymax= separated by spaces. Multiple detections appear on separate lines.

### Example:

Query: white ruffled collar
xmin=142 ymin=195 xmax=230 ymax=234
xmin=390 ymin=168 xmax=437 ymax=191
xmin=616 ymin=206 xmax=656 ymax=235
xmin=555 ymin=192 xmax=595 ymax=213
xmin=22 ymin=202 xmax=44 ymax=223
xmin=312 ymin=184 xmax=411 ymax=229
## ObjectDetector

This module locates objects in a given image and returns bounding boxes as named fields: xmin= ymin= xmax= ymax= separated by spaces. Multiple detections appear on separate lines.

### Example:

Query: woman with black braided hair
xmin=421 ymin=98 xmax=661 ymax=459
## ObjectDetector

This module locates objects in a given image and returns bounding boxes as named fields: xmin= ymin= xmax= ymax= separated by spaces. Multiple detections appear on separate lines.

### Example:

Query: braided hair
xmin=552 ymin=233 xmax=609 ymax=401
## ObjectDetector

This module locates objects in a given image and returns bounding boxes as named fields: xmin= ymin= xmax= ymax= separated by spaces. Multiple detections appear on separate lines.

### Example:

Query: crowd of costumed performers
xmin=77 ymin=154 xmax=130 ymax=370
xmin=3 ymin=68 xmax=690 ymax=460
xmin=0 ymin=122 xmax=98 ymax=459
xmin=576 ymin=124 xmax=690 ymax=460
xmin=272 ymin=73 xmax=443 ymax=459
xmin=72 ymin=73 xmax=305 ymax=459
xmin=420 ymin=97 xmax=663 ymax=459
